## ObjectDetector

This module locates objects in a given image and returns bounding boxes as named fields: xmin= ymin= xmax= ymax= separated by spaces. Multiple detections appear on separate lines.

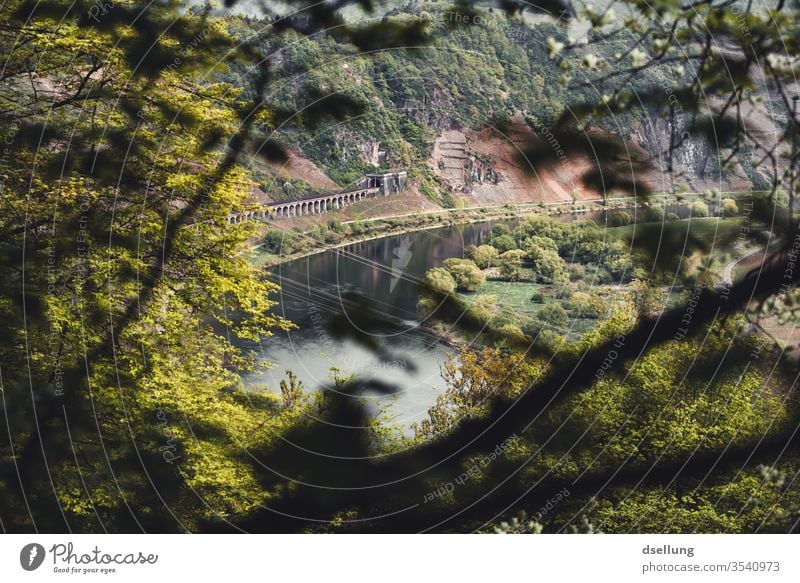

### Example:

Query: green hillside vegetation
xmin=226 ymin=4 xmax=669 ymax=197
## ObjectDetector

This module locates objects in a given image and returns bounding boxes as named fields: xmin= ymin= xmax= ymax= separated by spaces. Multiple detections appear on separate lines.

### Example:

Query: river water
xmin=244 ymin=205 xmax=696 ymax=429
xmin=243 ymin=219 xmax=512 ymax=429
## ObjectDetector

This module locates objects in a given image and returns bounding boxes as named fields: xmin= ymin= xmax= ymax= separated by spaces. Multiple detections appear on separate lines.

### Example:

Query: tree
xmin=644 ymin=205 xmax=665 ymax=223
xmin=721 ymin=198 xmax=739 ymax=217
xmin=526 ymin=245 xmax=569 ymax=284
xmin=524 ymin=235 xmax=559 ymax=254
xmin=0 ymin=0 xmax=308 ymax=530
xmin=414 ymin=347 xmax=542 ymax=440
xmin=423 ymin=267 xmax=457 ymax=295
xmin=467 ymin=244 xmax=500 ymax=268
xmin=491 ymin=233 xmax=518 ymax=253
xmin=515 ymin=216 xmax=567 ymax=242
xmin=628 ymin=279 xmax=664 ymax=315
xmin=443 ymin=258 xmax=486 ymax=291
xmin=537 ymin=303 xmax=569 ymax=329
xmin=690 ymin=201 xmax=710 ymax=218
xmin=567 ymin=291 xmax=605 ymax=318
xmin=491 ymin=224 xmax=512 ymax=237
xmin=607 ymin=210 xmax=632 ymax=227
xmin=279 ymin=371 xmax=305 ymax=408
xmin=499 ymin=249 xmax=526 ymax=281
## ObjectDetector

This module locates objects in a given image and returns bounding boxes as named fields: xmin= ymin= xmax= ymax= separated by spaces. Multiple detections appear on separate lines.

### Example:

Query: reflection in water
xmin=243 ymin=219 xmax=510 ymax=429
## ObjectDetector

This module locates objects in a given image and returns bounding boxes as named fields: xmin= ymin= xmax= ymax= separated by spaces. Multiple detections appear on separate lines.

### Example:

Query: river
xmin=243 ymin=219 xmax=514 ymax=430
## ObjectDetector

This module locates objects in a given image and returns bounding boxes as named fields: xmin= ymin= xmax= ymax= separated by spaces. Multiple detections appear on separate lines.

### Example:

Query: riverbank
xmin=251 ymin=189 xmax=753 ymax=269
xmin=251 ymin=198 xmax=617 ymax=268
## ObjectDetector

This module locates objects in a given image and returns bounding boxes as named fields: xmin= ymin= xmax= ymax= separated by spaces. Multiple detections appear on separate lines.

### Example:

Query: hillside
xmin=227 ymin=4 xmax=783 ymax=214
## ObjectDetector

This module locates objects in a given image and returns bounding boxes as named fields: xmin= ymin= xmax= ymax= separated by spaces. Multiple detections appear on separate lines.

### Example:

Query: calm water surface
xmin=244 ymin=219 xmax=513 ymax=428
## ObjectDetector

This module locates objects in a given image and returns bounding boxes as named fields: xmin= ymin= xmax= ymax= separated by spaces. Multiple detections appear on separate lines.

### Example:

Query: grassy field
xmin=469 ymin=280 xmax=545 ymax=315
xmin=460 ymin=279 xmax=608 ymax=339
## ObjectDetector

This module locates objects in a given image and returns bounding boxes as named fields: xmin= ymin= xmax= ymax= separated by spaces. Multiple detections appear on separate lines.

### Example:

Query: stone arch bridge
xmin=228 ymin=171 xmax=407 ymax=224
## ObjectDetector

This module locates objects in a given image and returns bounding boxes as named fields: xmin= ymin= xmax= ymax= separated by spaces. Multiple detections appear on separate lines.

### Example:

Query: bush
xmin=417 ymin=296 xmax=438 ymax=319
xmin=607 ymin=210 xmax=632 ymax=227
xmin=423 ymin=267 xmax=456 ymax=295
xmin=524 ymin=235 xmax=559 ymax=254
xmin=467 ymin=244 xmax=500 ymax=268
xmin=499 ymin=249 xmax=526 ymax=281
xmin=263 ymin=229 xmax=299 ymax=254
xmin=628 ymin=278 xmax=664 ymax=314
xmin=666 ymin=212 xmax=680 ymax=221
xmin=526 ymin=245 xmax=569 ymax=284
xmin=721 ymin=198 xmax=738 ymax=217
xmin=690 ymin=201 xmax=710 ymax=217
xmin=491 ymin=223 xmax=512 ymax=237
xmin=566 ymin=291 xmax=604 ymax=318
xmin=644 ymin=205 xmax=665 ymax=222
xmin=469 ymin=294 xmax=498 ymax=323
xmin=566 ymin=263 xmax=586 ymax=281
xmin=443 ymin=258 xmax=485 ymax=291
xmin=530 ymin=290 xmax=545 ymax=303
xmin=490 ymin=233 xmax=517 ymax=253
xmin=496 ymin=324 xmax=527 ymax=345
xmin=537 ymin=302 xmax=568 ymax=328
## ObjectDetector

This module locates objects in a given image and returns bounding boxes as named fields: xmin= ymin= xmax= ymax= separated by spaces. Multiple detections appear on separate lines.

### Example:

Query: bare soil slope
xmin=429 ymin=115 xmax=616 ymax=206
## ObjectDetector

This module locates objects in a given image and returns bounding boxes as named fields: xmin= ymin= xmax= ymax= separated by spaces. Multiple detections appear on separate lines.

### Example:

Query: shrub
xmin=496 ymin=324 xmax=527 ymax=345
xmin=566 ymin=263 xmax=586 ymax=281
xmin=499 ymin=249 xmax=526 ymax=281
xmin=469 ymin=294 xmax=498 ymax=323
xmin=607 ymin=210 xmax=632 ymax=227
xmin=537 ymin=302 xmax=568 ymax=328
xmin=423 ymin=267 xmax=457 ymax=295
xmin=530 ymin=290 xmax=545 ymax=303
xmin=644 ymin=205 xmax=665 ymax=222
xmin=467 ymin=244 xmax=500 ymax=268
xmin=524 ymin=235 xmax=559 ymax=254
xmin=417 ymin=296 xmax=438 ymax=319
xmin=721 ymin=198 xmax=738 ymax=217
xmin=566 ymin=291 xmax=604 ymax=318
xmin=628 ymin=278 xmax=664 ymax=314
xmin=526 ymin=245 xmax=569 ymax=284
xmin=263 ymin=229 xmax=299 ymax=254
xmin=490 ymin=233 xmax=517 ymax=253
xmin=443 ymin=258 xmax=485 ymax=291
xmin=690 ymin=201 xmax=710 ymax=217
xmin=491 ymin=223 xmax=512 ymax=237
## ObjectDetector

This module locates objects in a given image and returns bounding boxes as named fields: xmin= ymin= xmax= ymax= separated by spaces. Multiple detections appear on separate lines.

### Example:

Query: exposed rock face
xmin=634 ymin=105 xmax=753 ymax=193
xmin=427 ymin=115 xmax=605 ymax=205
xmin=423 ymin=96 xmax=787 ymax=208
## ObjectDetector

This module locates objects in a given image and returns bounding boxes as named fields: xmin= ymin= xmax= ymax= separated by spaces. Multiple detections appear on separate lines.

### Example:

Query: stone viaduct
xmin=228 ymin=171 xmax=407 ymax=224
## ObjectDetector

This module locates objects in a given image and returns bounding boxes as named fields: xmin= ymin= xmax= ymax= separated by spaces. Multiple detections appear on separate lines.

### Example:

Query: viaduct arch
xmin=227 ymin=171 xmax=407 ymax=224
